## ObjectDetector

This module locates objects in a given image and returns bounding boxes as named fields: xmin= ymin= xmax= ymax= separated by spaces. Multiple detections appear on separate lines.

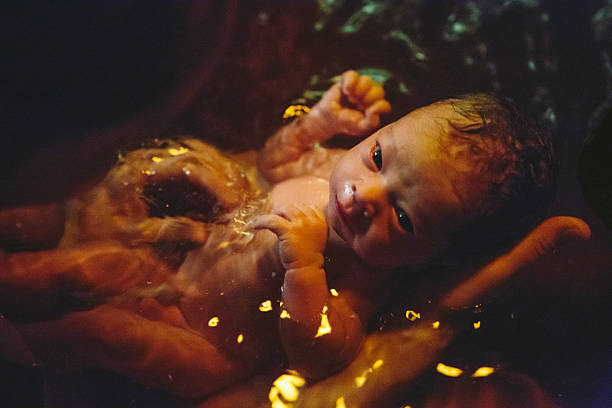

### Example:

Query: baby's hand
xmin=313 ymin=70 xmax=391 ymax=138
xmin=251 ymin=205 xmax=327 ymax=270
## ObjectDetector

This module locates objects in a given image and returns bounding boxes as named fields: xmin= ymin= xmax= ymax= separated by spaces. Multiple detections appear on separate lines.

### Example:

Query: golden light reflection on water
xmin=353 ymin=359 xmax=384 ymax=388
xmin=269 ymin=373 xmax=305 ymax=407
xmin=315 ymin=305 xmax=331 ymax=338
xmin=336 ymin=396 xmax=346 ymax=408
xmin=167 ymin=146 xmax=189 ymax=156
xmin=329 ymin=288 xmax=339 ymax=296
xmin=151 ymin=156 xmax=163 ymax=163
xmin=283 ymin=104 xmax=310 ymax=121
xmin=472 ymin=366 xmax=495 ymax=377
xmin=405 ymin=310 xmax=421 ymax=321
xmin=207 ymin=316 xmax=219 ymax=327
xmin=436 ymin=362 xmax=463 ymax=377
xmin=259 ymin=300 xmax=273 ymax=312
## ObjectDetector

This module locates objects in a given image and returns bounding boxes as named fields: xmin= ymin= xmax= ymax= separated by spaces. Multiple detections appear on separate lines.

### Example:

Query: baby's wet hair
xmin=438 ymin=93 xmax=557 ymax=262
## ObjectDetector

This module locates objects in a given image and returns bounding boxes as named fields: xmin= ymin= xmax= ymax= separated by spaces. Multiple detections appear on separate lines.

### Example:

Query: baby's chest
xmin=269 ymin=176 xmax=329 ymax=212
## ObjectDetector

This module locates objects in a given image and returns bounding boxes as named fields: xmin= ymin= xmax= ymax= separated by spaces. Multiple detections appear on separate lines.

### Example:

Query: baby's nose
xmin=352 ymin=180 xmax=384 ymax=218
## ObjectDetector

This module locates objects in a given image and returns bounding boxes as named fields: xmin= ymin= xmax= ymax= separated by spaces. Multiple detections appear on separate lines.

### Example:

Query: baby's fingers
xmin=351 ymin=75 xmax=374 ymax=103
xmin=340 ymin=70 xmax=359 ymax=96
xmin=367 ymin=98 xmax=392 ymax=116
xmin=306 ymin=205 xmax=326 ymax=221
xmin=357 ymin=100 xmax=392 ymax=132
xmin=361 ymin=84 xmax=386 ymax=106
xmin=249 ymin=214 xmax=292 ymax=237
xmin=319 ymin=84 xmax=342 ymax=110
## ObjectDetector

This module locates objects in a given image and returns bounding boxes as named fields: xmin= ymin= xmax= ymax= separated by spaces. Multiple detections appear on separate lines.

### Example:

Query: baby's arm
xmin=252 ymin=205 xmax=365 ymax=379
xmin=258 ymin=71 xmax=391 ymax=184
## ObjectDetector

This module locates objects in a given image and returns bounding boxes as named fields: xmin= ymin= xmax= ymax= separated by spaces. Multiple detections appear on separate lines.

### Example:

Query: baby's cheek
xmin=354 ymin=237 xmax=398 ymax=269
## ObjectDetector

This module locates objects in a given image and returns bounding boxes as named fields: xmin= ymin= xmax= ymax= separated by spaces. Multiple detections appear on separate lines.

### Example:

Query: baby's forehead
xmin=392 ymin=102 xmax=455 ymax=141
xmin=396 ymin=100 xmax=485 ymax=143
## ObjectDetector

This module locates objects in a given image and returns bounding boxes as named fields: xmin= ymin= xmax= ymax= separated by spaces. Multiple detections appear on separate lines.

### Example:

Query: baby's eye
xmin=371 ymin=142 xmax=382 ymax=170
xmin=395 ymin=207 xmax=414 ymax=234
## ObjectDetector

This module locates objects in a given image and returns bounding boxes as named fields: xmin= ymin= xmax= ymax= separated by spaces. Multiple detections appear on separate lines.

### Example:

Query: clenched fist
xmin=251 ymin=205 xmax=328 ymax=270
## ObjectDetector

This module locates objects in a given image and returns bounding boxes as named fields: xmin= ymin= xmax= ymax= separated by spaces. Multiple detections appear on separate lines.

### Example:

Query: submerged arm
xmin=279 ymin=261 xmax=366 ymax=379
xmin=251 ymin=205 xmax=366 ymax=379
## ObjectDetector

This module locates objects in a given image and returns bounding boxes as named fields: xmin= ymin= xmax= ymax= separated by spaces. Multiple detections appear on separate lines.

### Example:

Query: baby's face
xmin=327 ymin=102 xmax=475 ymax=269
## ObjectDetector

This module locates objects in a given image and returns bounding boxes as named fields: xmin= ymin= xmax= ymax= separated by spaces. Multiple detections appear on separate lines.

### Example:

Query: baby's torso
xmin=169 ymin=175 xmax=388 ymax=364
xmin=69 ymin=140 xmax=384 ymax=369
xmin=169 ymin=177 xmax=332 ymax=345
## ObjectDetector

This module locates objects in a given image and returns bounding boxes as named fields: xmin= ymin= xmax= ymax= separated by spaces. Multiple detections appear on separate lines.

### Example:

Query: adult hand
xmin=195 ymin=216 xmax=590 ymax=408
xmin=0 ymin=241 xmax=253 ymax=399
xmin=0 ymin=216 xmax=590 ymax=404
xmin=287 ymin=216 xmax=590 ymax=407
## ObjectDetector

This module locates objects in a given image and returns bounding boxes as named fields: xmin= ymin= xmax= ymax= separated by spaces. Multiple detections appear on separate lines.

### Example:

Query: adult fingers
xmin=19 ymin=305 xmax=247 ymax=398
xmin=0 ymin=242 xmax=171 ymax=321
xmin=442 ymin=216 xmax=591 ymax=308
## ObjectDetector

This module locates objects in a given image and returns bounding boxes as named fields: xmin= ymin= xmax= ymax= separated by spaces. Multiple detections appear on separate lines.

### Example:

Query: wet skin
xmin=0 ymin=72 xmax=490 ymax=398
xmin=168 ymin=102 xmax=482 ymax=380
xmin=271 ymin=103 xmax=473 ymax=270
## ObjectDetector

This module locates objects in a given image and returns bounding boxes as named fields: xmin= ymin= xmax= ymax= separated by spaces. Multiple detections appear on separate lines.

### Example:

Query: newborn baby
xmin=1 ymin=71 xmax=555 ymax=398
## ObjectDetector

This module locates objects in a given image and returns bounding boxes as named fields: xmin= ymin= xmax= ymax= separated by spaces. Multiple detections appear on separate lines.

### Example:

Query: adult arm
xmin=288 ymin=216 xmax=591 ymax=407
